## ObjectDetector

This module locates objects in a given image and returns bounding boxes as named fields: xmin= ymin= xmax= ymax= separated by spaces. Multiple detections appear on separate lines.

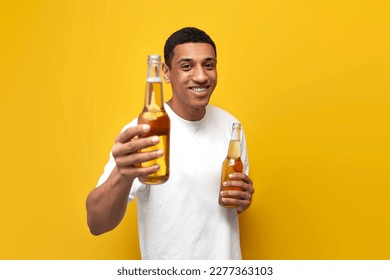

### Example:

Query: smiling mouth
xmin=189 ymin=86 xmax=209 ymax=93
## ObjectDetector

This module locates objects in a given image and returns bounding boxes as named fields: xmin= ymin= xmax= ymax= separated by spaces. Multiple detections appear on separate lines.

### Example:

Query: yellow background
xmin=1 ymin=0 xmax=389 ymax=259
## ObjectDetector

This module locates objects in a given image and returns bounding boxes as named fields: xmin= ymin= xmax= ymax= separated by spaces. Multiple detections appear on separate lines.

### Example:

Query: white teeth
xmin=192 ymin=87 xmax=207 ymax=92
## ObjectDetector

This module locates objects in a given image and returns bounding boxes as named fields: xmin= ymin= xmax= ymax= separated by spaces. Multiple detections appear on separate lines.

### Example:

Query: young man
xmin=86 ymin=27 xmax=254 ymax=259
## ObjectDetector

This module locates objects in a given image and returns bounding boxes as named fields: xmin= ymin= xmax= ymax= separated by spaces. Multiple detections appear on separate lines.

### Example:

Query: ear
xmin=162 ymin=63 xmax=171 ymax=83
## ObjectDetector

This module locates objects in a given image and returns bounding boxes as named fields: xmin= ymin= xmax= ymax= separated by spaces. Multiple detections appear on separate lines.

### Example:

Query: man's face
xmin=163 ymin=43 xmax=217 ymax=120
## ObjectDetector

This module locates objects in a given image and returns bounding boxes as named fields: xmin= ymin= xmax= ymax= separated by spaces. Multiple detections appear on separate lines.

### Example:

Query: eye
xmin=204 ymin=62 xmax=215 ymax=70
xmin=181 ymin=64 xmax=192 ymax=71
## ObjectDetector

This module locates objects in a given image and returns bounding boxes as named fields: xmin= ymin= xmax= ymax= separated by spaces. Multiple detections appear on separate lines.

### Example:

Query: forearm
xmin=86 ymin=167 xmax=134 ymax=235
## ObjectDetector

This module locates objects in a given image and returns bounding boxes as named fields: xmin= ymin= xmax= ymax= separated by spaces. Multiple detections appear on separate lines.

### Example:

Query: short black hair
xmin=164 ymin=27 xmax=217 ymax=68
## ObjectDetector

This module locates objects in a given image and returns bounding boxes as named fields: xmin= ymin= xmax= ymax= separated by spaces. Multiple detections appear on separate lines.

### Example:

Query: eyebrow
xmin=177 ymin=57 xmax=216 ymax=64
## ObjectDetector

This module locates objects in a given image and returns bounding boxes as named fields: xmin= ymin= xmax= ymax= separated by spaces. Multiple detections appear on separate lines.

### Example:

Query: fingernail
xmin=152 ymin=136 xmax=160 ymax=144
xmin=156 ymin=149 xmax=163 ymax=157
xmin=223 ymin=181 xmax=228 ymax=186
xmin=141 ymin=124 xmax=150 ymax=132
xmin=228 ymin=173 xmax=234 ymax=178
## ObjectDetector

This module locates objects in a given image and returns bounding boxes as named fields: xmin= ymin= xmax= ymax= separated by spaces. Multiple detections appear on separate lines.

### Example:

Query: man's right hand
xmin=86 ymin=124 xmax=163 ymax=235
xmin=112 ymin=124 xmax=163 ymax=181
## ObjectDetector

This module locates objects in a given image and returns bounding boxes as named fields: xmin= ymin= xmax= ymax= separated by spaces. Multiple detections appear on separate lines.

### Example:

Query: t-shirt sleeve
xmin=241 ymin=127 xmax=250 ymax=175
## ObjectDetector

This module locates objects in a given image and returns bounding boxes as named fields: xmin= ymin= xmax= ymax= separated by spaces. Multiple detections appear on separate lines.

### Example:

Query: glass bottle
xmin=138 ymin=54 xmax=170 ymax=185
xmin=219 ymin=123 xmax=244 ymax=207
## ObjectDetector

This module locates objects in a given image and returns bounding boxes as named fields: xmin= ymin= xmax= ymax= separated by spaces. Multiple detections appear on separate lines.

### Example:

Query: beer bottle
xmin=138 ymin=54 xmax=170 ymax=184
xmin=219 ymin=123 xmax=243 ymax=207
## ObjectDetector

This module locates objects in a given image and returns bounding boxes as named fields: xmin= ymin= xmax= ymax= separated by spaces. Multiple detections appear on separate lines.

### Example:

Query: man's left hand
xmin=220 ymin=173 xmax=254 ymax=213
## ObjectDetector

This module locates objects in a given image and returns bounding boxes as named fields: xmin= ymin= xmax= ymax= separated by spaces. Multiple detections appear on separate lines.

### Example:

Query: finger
xmin=228 ymin=172 xmax=253 ymax=185
xmin=118 ymin=164 xmax=160 ymax=178
xmin=115 ymin=124 xmax=150 ymax=144
xmin=116 ymin=149 xmax=164 ymax=167
xmin=224 ymin=175 xmax=254 ymax=194
xmin=221 ymin=190 xmax=252 ymax=201
xmin=113 ymin=135 xmax=160 ymax=158
xmin=221 ymin=196 xmax=251 ymax=208
xmin=237 ymin=202 xmax=251 ymax=214
xmin=223 ymin=179 xmax=251 ymax=193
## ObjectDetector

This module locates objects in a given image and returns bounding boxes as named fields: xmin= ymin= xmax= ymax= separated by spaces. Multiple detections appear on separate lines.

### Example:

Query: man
xmin=86 ymin=27 xmax=254 ymax=259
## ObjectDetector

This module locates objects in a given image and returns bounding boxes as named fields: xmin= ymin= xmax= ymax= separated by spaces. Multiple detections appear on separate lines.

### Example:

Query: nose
xmin=192 ymin=65 xmax=208 ymax=83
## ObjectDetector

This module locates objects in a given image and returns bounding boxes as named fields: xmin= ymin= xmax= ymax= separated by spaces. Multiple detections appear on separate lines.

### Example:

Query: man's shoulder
xmin=207 ymin=104 xmax=240 ymax=123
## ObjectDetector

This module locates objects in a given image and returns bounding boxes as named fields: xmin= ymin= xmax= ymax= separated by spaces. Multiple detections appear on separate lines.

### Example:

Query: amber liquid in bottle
xmin=138 ymin=55 xmax=170 ymax=185
xmin=219 ymin=124 xmax=243 ymax=208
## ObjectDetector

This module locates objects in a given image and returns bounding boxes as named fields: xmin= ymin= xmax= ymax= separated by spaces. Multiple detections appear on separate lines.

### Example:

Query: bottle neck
xmin=146 ymin=59 xmax=162 ymax=83
xmin=230 ymin=124 xmax=242 ymax=142
xmin=144 ymin=56 xmax=164 ymax=111
xmin=227 ymin=123 xmax=242 ymax=159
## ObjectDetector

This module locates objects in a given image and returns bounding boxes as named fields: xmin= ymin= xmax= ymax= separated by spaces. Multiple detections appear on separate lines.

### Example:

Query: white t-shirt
xmin=97 ymin=104 xmax=249 ymax=259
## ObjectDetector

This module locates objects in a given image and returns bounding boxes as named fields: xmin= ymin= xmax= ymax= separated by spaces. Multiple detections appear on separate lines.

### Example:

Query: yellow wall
xmin=1 ymin=0 xmax=389 ymax=259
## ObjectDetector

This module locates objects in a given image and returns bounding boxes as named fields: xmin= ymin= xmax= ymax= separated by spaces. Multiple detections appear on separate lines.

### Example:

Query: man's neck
xmin=166 ymin=100 xmax=206 ymax=121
